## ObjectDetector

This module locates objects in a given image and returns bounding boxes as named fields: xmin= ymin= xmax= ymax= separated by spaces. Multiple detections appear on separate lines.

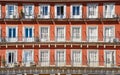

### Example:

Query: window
xmin=71 ymin=26 xmax=81 ymax=42
xmin=87 ymin=4 xmax=98 ymax=18
xmin=104 ymin=3 xmax=115 ymax=18
xmin=23 ymin=50 xmax=33 ymax=64
xmin=6 ymin=4 xmax=18 ymax=18
xmin=7 ymin=26 xmax=18 ymax=42
xmin=56 ymin=26 xmax=65 ymax=42
xmin=71 ymin=50 xmax=82 ymax=66
xmin=6 ymin=50 xmax=17 ymax=64
xmin=71 ymin=5 xmax=82 ymax=18
xmin=87 ymin=26 xmax=98 ymax=42
xmin=23 ymin=26 xmax=34 ymax=42
xmin=55 ymin=5 xmax=66 ymax=19
xmin=104 ymin=26 xmax=114 ymax=42
xmin=39 ymin=50 xmax=49 ymax=66
xmin=88 ymin=50 xmax=98 ymax=67
xmin=23 ymin=4 xmax=34 ymax=19
xmin=56 ymin=50 xmax=66 ymax=66
xmin=40 ymin=27 xmax=49 ymax=42
xmin=39 ymin=4 xmax=50 ymax=18
xmin=104 ymin=50 xmax=115 ymax=67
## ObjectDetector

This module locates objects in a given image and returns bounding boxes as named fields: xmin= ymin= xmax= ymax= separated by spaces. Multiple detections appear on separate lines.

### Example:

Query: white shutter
xmin=31 ymin=5 xmax=34 ymax=18
xmin=48 ymin=5 xmax=50 ymax=18
xmin=64 ymin=5 xmax=66 ymax=18
xmin=14 ymin=5 xmax=18 ymax=18
xmin=6 ymin=5 xmax=8 ymax=18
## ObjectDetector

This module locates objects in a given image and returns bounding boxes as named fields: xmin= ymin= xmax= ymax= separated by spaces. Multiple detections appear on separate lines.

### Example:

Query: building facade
xmin=0 ymin=0 xmax=120 ymax=75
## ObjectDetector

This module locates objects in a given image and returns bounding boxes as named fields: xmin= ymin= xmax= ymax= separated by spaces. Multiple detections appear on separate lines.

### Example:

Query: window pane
xmin=25 ymin=28 xmax=28 ymax=38
xmin=8 ymin=28 xmax=12 ymax=38
xmin=29 ymin=28 xmax=32 ymax=37
xmin=13 ymin=28 xmax=16 ymax=38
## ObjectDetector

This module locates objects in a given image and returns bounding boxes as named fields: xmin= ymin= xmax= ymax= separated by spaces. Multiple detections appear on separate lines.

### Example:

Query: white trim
xmin=55 ymin=4 xmax=66 ymax=19
xmin=71 ymin=49 xmax=82 ymax=67
xmin=104 ymin=50 xmax=116 ymax=67
xmin=55 ymin=26 xmax=66 ymax=42
xmin=39 ymin=4 xmax=50 ymax=19
xmin=6 ymin=26 xmax=18 ymax=42
xmin=87 ymin=3 xmax=98 ymax=18
xmin=6 ymin=50 xmax=17 ymax=64
xmin=87 ymin=26 xmax=98 ymax=42
xmin=87 ymin=49 xmax=98 ymax=67
xmin=39 ymin=26 xmax=50 ymax=42
xmin=6 ymin=4 xmax=18 ymax=18
xmin=39 ymin=49 xmax=50 ymax=66
xmin=55 ymin=49 xmax=66 ymax=66
xmin=23 ymin=26 xmax=34 ymax=42
xmin=23 ymin=4 xmax=34 ymax=19
xmin=103 ymin=25 xmax=115 ymax=42
xmin=103 ymin=3 xmax=115 ymax=18
xmin=71 ymin=25 xmax=82 ymax=42
xmin=70 ymin=4 xmax=82 ymax=19
xmin=22 ymin=49 xmax=34 ymax=66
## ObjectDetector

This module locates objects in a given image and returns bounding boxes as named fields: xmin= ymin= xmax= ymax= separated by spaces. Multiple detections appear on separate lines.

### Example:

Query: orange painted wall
xmin=0 ymin=1 xmax=119 ymax=67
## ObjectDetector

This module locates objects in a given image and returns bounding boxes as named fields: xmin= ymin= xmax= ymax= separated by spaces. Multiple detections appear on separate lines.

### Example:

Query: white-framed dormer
xmin=22 ymin=49 xmax=34 ymax=67
xmin=104 ymin=50 xmax=116 ymax=67
xmin=71 ymin=25 xmax=82 ymax=42
xmin=39 ymin=49 xmax=50 ymax=66
xmin=103 ymin=3 xmax=115 ymax=18
xmin=6 ymin=3 xmax=18 ymax=19
xmin=23 ymin=26 xmax=34 ymax=42
xmin=6 ymin=50 xmax=17 ymax=67
xmin=55 ymin=4 xmax=66 ymax=19
xmin=39 ymin=26 xmax=50 ymax=42
xmin=87 ymin=3 xmax=98 ymax=18
xmin=87 ymin=26 xmax=98 ymax=42
xmin=6 ymin=26 xmax=18 ymax=42
xmin=70 ymin=4 xmax=82 ymax=19
xmin=55 ymin=49 xmax=66 ymax=66
xmin=55 ymin=26 xmax=66 ymax=42
xmin=87 ymin=49 xmax=98 ymax=67
xmin=38 ymin=4 xmax=50 ymax=19
xmin=23 ymin=4 xmax=34 ymax=19
xmin=103 ymin=25 xmax=115 ymax=42
xmin=71 ymin=49 xmax=82 ymax=67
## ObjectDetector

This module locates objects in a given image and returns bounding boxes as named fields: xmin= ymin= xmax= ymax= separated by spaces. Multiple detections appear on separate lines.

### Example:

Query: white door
xmin=56 ymin=50 xmax=65 ymax=66
xmin=88 ymin=27 xmax=97 ymax=42
xmin=105 ymin=51 xmax=115 ymax=67
xmin=88 ymin=51 xmax=98 ymax=67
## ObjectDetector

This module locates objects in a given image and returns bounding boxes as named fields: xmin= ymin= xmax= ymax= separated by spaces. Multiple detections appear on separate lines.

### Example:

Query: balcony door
xmin=23 ymin=27 xmax=34 ymax=42
xmin=7 ymin=26 xmax=18 ymax=42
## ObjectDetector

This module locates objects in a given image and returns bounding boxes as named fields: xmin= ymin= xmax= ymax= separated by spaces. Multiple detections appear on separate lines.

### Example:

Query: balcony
xmin=0 ymin=13 xmax=119 ymax=23
xmin=0 ymin=60 xmax=119 ymax=74
xmin=0 ymin=36 xmax=119 ymax=49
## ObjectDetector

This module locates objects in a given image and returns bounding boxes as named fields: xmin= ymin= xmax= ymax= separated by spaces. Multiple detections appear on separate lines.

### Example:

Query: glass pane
xmin=8 ymin=28 xmax=12 ymax=38
xmin=29 ymin=28 xmax=32 ymax=37
xmin=13 ymin=28 xmax=16 ymax=38
xmin=25 ymin=28 xmax=28 ymax=38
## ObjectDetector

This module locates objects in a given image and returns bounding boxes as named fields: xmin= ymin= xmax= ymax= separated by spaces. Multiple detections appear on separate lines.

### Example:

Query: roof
xmin=0 ymin=0 xmax=120 ymax=2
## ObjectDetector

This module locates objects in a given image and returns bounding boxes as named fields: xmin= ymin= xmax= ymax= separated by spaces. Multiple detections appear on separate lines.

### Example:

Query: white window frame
xmin=6 ymin=26 xmax=18 ymax=42
xmin=103 ymin=3 xmax=115 ymax=18
xmin=0 ymin=4 xmax=2 ymax=18
xmin=6 ymin=50 xmax=17 ymax=64
xmin=103 ymin=26 xmax=115 ymax=42
xmin=70 ymin=4 xmax=82 ymax=19
xmin=23 ymin=4 xmax=34 ymax=19
xmin=39 ymin=49 xmax=50 ymax=66
xmin=39 ymin=26 xmax=50 ymax=42
xmin=55 ymin=26 xmax=66 ymax=42
xmin=71 ymin=26 xmax=81 ymax=42
xmin=55 ymin=4 xmax=66 ymax=19
xmin=87 ymin=50 xmax=98 ymax=67
xmin=55 ymin=49 xmax=66 ymax=66
xmin=104 ymin=50 xmax=116 ymax=67
xmin=87 ymin=3 xmax=98 ymax=18
xmin=39 ymin=4 xmax=50 ymax=19
xmin=6 ymin=4 xmax=18 ymax=19
xmin=23 ymin=26 xmax=34 ymax=42
xmin=87 ymin=26 xmax=98 ymax=42
xmin=71 ymin=49 xmax=82 ymax=66
xmin=22 ymin=49 xmax=34 ymax=66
